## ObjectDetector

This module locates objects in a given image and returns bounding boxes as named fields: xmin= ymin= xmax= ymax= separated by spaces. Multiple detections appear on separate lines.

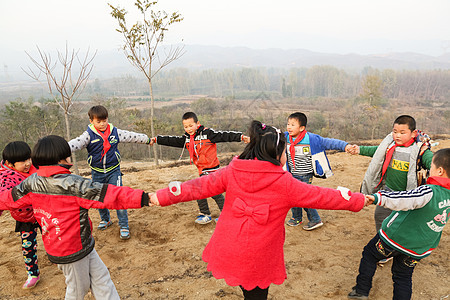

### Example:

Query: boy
xmin=284 ymin=112 xmax=353 ymax=230
xmin=0 ymin=135 xmax=150 ymax=299
xmin=354 ymin=115 xmax=433 ymax=233
xmin=150 ymin=111 xmax=249 ymax=224
xmin=69 ymin=105 xmax=151 ymax=240
xmin=348 ymin=148 xmax=450 ymax=299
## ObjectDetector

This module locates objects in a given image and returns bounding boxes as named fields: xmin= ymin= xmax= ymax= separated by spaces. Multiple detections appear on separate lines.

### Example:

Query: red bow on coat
xmin=232 ymin=198 xmax=270 ymax=225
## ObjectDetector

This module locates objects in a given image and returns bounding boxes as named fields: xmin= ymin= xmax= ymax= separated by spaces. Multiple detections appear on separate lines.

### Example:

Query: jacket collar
xmin=36 ymin=164 xmax=72 ymax=177
xmin=184 ymin=125 xmax=205 ymax=138
xmin=427 ymin=176 xmax=450 ymax=189
xmin=0 ymin=160 xmax=37 ymax=178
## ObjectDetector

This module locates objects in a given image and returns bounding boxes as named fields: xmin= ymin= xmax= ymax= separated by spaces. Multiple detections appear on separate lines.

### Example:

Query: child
xmin=348 ymin=148 xmax=450 ymax=300
xmin=0 ymin=141 xmax=40 ymax=289
xmin=150 ymin=120 xmax=367 ymax=299
xmin=150 ymin=111 xmax=249 ymax=224
xmin=0 ymin=135 xmax=149 ymax=299
xmin=285 ymin=112 xmax=353 ymax=230
xmin=354 ymin=115 xmax=433 ymax=232
xmin=69 ymin=105 xmax=151 ymax=240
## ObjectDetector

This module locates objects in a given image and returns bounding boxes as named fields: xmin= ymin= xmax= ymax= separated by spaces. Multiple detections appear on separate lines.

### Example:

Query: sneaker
xmin=348 ymin=288 xmax=368 ymax=299
xmin=286 ymin=218 xmax=302 ymax=227
xmin=302 ymin=221 xmax=324 ymax=231
xmin=98 ymin=220 xmax=113 ymax=230
xmin=22 ymin=275 xmax=40 ymax=289
xmin=195 ymin=214 xmax=212 ymax=224
xmin=120 ymin=228 xmax=130 ymax=240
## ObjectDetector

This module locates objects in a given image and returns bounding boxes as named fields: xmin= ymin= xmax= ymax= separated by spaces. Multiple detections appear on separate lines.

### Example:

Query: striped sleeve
xmin=374 ymin=185 xmax=433 ymax=211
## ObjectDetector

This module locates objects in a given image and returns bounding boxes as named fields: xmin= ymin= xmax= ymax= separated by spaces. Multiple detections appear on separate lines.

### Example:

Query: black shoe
xmin=348 ymin=288 xmax=368 ymax=299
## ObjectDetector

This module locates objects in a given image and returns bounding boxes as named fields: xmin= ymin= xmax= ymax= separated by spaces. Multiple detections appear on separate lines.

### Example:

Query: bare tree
xmin=23 ymin=43 xmax=96 ymax=174
xmin=109 ymin=0 xmax=184 ymax=166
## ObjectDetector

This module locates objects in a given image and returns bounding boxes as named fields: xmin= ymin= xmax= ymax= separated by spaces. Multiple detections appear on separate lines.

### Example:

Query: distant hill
xmin=1 ymin=45 xmax=449 ymax=82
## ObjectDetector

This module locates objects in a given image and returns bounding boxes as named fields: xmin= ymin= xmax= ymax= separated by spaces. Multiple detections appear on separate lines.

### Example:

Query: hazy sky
xmin=1 ymin=0 xmax=449 ymax=56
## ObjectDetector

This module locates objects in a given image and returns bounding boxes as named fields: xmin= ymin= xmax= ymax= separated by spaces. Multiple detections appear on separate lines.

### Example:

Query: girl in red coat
xmin=0 ymin=141 xmax=41 ymax=289
xmin=151 ymin=120 xmax=368 ymax=300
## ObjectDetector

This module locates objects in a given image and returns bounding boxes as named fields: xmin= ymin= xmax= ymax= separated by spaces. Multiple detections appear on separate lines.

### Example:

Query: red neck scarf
xmin=96 ymin=124 xmax=111 ymax=159
xmin=289 ymin=130 xmax=307 ymax=169
xmin=187 ymin=125 xmax=201 ymax=165
xmin=377 ymin=137 xmax=415 ymax=187
xmin=189 ymin=134 xmax=196 ymax=164
xmin=427 ymin=176 xmax=450 ymax=189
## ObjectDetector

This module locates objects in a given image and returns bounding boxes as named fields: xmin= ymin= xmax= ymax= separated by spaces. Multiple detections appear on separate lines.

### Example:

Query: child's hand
xmin=149 ymin=193 xmax=160 ymax=206
xmin=345 ymin=144 xmax=359 ymax=155
xmin=149 ymin=137 xmax=157 ymax=146
xmin=242 ymin=135 xmax=250 ymax=143
xmin=364 ymin=195 xmax=375 ymax=206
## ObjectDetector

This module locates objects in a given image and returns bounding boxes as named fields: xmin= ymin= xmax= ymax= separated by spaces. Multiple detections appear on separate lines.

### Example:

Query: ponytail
xmin=239 ymin=120 xmax=286 ymax=165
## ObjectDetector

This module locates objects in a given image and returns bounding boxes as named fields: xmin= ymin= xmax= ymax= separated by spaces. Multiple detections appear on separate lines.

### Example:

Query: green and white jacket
xmin=373 ymin=176 xmax=450 ymax=259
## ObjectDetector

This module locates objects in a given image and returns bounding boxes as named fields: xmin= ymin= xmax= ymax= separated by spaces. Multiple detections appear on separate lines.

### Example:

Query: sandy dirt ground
xmin=0 ymin=140 xmax=449 ymax=300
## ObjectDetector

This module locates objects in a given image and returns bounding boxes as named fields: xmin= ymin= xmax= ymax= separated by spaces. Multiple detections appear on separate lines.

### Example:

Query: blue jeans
xmin=354 ymin=234 xmax=419 ymax=299
xmin=290 ymin=174 xmax=321 ymax=223
xmin=91 ymin=167 xmax=128 ymax=229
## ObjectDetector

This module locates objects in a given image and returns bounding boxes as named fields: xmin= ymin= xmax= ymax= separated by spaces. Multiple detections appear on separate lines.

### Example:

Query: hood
xmin=228 ymin=157 xmax=286 ymax=193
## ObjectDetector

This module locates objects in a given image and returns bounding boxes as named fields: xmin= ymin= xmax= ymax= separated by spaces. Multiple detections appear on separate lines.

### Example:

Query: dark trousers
xmin=354 ymin=234 xmax=419 ymax=299
xmin=196 ymin=172 xmax=225 ymax=215
xmin=240 ymin=286 xmax=269 ymax=300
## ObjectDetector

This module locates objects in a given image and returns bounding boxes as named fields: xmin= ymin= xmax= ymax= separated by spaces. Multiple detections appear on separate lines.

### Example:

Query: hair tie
xmin=261 ymin=123 xmax=266 ymax=130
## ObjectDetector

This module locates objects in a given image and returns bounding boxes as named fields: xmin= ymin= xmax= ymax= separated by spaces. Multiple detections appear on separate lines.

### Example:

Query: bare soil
xmin=0 ymin=140 xmax=449 ymax=300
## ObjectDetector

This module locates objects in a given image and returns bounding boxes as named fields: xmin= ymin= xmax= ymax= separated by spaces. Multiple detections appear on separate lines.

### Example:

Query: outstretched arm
xmin=373 ymin=185 xmax=433 ymax=211
xmin=156 ymin=167 xmax=228 ymax=206
xmin=156 ymin=135 xmax=186 ymax=148
xmin=68 ymin=131 xmax=90 ymax=153
xmin=117 ymin=129 xmax=150 ymax=144
xmin=207 ymin=128 xmax=244 ymax=143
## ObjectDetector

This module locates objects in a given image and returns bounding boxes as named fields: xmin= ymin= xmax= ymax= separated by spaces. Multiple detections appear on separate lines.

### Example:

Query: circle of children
xmin=0 ymin=105 xmax=448 ymax=300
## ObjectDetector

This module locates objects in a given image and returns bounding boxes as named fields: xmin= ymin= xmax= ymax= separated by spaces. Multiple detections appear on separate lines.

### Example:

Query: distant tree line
xmin=84 ymin=66 xmax=450 ymax=102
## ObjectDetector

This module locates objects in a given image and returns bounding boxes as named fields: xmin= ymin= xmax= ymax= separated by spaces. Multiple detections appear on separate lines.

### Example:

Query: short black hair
xmin=32 ymin=135 xmax=72 ymax=166
xmin=182 ymin=112 xmax=198 ymax=123
xmin=288 ymin=112 xmax=307 ymax=127
xmin=433 ymin=148 xmax=450 ymax=177
xmin=239 ymin=120 xmax=286 ymax=166
xmin=88 ymin=105 xmax=109 ymax=120
xmin=394 ymin=115 xmax=416 ymax=131
xmin=2 ymin=141 xmax=31 ymax=165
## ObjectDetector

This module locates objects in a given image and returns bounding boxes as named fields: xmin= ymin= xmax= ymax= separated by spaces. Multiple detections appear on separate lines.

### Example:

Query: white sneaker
xmin=195 ymin=214 xmax=212 ymax=224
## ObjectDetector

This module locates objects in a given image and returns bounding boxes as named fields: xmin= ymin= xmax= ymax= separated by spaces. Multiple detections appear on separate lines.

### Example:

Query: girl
xmin=0 ymin=141 xmax=40 ymax=289
xmin=150 ymin=120 xmax=368 ymax=299
xmin=0 ymin=135 xmax=150 ymax=299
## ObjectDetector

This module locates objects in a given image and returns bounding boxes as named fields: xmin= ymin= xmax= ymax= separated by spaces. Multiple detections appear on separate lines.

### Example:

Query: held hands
xmin=149 ymin=193 xmax=160 ymax=206
xmin=364 ymin=195 xmax=375 ymax=206
xmin=344 ymin=144 xmax=359 ymax=155
xmin=242 ymin=135 xmax=250 ymax=143
xmin=149 ymin=137 xmax=157 ymax=146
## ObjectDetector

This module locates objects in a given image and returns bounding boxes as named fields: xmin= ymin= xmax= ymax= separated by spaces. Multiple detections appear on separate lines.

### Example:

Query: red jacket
xmin=156 ymin=125 xmax=243 ymax=175
xmin=157 ymin=157 xmax=365 ymax=290
xmin=0 ymin=165 xmax=148 ymax=264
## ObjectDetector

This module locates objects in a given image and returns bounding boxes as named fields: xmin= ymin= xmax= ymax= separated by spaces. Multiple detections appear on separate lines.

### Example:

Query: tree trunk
xmin=64 ymin=111 xmax=80 ymax=175
xmin=149 ymin=79 xmax=158 ymax=165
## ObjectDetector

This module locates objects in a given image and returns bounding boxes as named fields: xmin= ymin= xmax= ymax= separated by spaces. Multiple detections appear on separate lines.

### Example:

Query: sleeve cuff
xmin=373 ymin=193 xmax=380 ymax=205
xmin=141 ymin=192 xmax=149 ymax=207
